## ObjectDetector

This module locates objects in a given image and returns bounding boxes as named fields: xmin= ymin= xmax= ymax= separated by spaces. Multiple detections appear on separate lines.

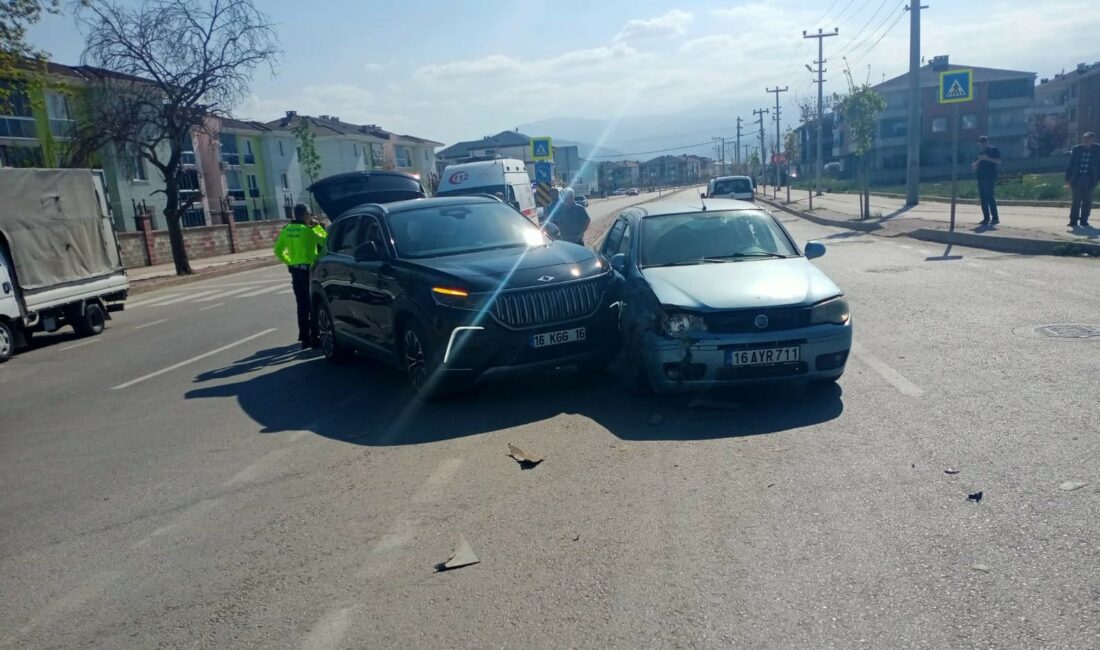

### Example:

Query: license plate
xmin=725 ymin=346 xmax=800 ymax=366
xmin=530 ymin=327 xmax=586 ymax=348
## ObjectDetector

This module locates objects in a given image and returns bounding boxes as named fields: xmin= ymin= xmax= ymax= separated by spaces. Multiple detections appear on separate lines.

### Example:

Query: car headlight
xmin=809 ymin=296 xmax=850 ymax=325
xmin=662 ymin=311 xmax=707 ymax=336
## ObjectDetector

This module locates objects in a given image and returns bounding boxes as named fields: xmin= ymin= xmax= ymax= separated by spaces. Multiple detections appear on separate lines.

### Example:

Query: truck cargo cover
xmin=0 ymin=168 xmax=123 ymax=290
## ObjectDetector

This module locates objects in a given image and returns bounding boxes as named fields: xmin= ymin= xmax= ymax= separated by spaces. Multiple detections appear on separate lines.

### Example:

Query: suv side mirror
xmin=354 ymin=241 xmax=382 ymax=261
xmin=542 ymin=222 xmax=561 ymax=239
xmin=804 ymin=241 xmax=826 ymax=260
xmin=609 ymin=253 xmax=626 ymax=273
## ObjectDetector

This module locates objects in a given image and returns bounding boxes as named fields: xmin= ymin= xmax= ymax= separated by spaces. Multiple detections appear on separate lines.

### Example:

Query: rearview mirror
xmin=354 ymin=241 xmax=381 ymax=261
xmin=609 ymin=253 xmax=626 ymax=273
xmin=804 ymin=241 xmax=826 ymax=260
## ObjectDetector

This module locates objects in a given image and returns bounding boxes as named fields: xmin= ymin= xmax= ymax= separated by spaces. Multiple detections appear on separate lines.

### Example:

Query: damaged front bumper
xmin=640 ymin=322 xmax=853 ymax=392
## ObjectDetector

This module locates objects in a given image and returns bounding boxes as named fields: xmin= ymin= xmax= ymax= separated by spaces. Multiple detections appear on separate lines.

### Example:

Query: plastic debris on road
xmin=945 ymin=468 xmax=960 ymax=475
xmin=967 ymin=491 xmax=983 ymax=503
xmin=970 ymin=564 xmax=991 ymax=573
xmin=434 ymin=536 xmax=480 ymax=572
xmin=1059 ymin=481 xmax=1088 ymax=491
xmin=507 ymin=443 xmax=543 ymax=469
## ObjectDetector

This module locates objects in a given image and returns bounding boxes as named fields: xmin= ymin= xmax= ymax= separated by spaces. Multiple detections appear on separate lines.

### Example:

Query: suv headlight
xmin=662 ymin=311 xmax=707 ymax=336
xmin=809 ymin=296 xmax=850 ymax=325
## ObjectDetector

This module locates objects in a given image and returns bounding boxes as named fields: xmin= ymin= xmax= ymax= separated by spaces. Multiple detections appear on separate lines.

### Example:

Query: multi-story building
xmin=598 ymin=160 xmax=641 ymax=190
xmin=1034 ymin=61 xmax=1100 ymax=155
xmin=638 ymin=154 xmax=712 ymax=186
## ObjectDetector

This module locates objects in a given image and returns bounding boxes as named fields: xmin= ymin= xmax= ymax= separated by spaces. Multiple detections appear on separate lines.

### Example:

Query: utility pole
xmin=905 ymin=4 xmax=928 ymax=205
xmin=803 ymin=27 xmax=838 ymax=196
xmin=753 ymin=108 xmax=769 ymax=186
xmin=735 ymin=117 xmax=743 ymax=167
xmin=767 ymin=86 xmax=789 ymax=191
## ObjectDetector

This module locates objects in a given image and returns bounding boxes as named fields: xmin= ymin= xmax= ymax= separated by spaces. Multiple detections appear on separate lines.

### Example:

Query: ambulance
xmin=436 ymin=159 xmax=538 ymax=221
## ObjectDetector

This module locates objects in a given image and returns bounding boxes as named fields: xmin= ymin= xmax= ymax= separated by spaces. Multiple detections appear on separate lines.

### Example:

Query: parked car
xmin=600 ymin=199 xmax=851 ymax=393
xmin=307 ymin=189 xmax=620 ymax=398
xmin=704 ymin=175 xmax=755 ymax=202
xmin=627 ymin=188 xmax=640 ymax=196
xmin=575 ymin=195 xmax=589 ymax=208
xmin=612 ymin=188 xmax=629 ymax=196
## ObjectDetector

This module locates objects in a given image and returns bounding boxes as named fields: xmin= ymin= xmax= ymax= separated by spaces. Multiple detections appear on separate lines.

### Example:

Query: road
xmin=1 ymin=189 xmax=1097 ymax=649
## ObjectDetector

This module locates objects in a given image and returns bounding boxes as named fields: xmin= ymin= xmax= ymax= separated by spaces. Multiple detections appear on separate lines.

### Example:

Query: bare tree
xmin=70 ymin=0 xmax=278 ymax=275
xmin=0 ymin=1 xmax=60 ymax=95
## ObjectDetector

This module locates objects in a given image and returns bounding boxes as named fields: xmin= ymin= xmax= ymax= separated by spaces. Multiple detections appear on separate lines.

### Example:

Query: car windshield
xmin=712 ymin=178 xmax=752 ymax=194
xmin=386 ymin=202 xmax=545 ymax=258
xmin=640 ymin=210 xmax=797 ymax=267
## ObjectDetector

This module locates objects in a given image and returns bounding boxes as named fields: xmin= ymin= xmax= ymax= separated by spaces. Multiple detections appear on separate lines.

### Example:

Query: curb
xmin=760 ymin=197 xmax=1100 ymax=258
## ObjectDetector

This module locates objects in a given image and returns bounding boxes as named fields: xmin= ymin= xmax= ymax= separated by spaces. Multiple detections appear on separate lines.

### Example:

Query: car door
xmin=600 ymin=218 xmax=626 ymax=258
xmin=346 ymin=214 xmax=396 ymax=351
xmin=318 ymin=215 xmax=361 ymax=337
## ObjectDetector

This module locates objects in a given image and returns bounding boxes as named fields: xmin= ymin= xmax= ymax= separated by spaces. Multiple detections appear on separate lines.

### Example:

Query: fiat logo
xmin=754 ymin=314 xmax=769 ymax=329
xmin=449 ymin=171 xmax=469 ymax=184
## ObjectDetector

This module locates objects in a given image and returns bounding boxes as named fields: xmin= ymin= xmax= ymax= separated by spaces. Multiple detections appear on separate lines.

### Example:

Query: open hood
xmin=308 ymin=171 xmax=425 ymax=218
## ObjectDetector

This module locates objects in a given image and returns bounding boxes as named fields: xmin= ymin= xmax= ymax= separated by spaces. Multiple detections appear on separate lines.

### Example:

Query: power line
xmin=595 ymin=137 xmax=739 ymax=158
xmin=847 ymin=6 xmax=907 ymax=65
xmin=836 ymin=0 xmax=895 ymax=55
xmin=841 ymin=2 xmax=905 ymax=58
xmin=833 ymin=0 xmax=874 ymax=26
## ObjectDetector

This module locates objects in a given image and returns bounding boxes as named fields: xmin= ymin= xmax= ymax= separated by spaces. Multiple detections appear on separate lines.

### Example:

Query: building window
xmin=931 ymin=117 xmax=948 ymax=133
xmin=278 ymin=140 xmax=285 ymax=156
xmin=353 ymin=143 xmax=360 ymax=157
xmin=280 ymin=172 xmax=289 ymax=189
xmin=880 ymin=117 xmax=907 ymax=138
xmin=370 ymin=143 xmax=385 ymax=167
xmin=962 ymin=114 xmax=978 ymax=130
xmin=988 ymin=78 xmax=1033 ymax=100
xmin=247 ymin=174 xmax=259 ymax=197
xmin=395 ymin=146 xmax=411 ymax=168
xmin=243 ymin=140 xmax=255 ymax=164
xmin=220 ymin=133 xmax=240 ymax=165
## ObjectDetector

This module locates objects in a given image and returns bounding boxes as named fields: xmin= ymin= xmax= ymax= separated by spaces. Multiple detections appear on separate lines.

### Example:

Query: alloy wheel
xmin=317 ymin=306 xmax=335 ymax=359
xmin=402 ymin=328 xmax=427 ymax=390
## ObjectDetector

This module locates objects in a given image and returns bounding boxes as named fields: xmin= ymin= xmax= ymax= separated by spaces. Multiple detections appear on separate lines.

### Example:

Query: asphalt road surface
xmin=2 ymin=189 xmax=1097 ymax=649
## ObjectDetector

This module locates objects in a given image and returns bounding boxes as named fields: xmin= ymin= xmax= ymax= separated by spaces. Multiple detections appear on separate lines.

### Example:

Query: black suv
xmin=308 ymin=174 xmax=620 ymax=397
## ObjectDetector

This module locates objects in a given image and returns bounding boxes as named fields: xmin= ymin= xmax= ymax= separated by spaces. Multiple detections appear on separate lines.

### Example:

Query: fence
xmin=117 ymin=211 xmax=288 ymax=269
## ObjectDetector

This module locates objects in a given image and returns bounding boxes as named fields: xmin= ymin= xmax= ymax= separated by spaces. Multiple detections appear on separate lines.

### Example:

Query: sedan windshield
xmin=387 ymin=202 xmax=545 ymax=258
xmin=640 ymin=210 xmax=797 ymax=267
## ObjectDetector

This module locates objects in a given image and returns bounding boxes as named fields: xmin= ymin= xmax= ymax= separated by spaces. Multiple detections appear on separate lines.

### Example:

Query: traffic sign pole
xmin=950 ymin=103 xmax=959 ymax=232
xmin=938 ymin=68 xmax=973 ymax=234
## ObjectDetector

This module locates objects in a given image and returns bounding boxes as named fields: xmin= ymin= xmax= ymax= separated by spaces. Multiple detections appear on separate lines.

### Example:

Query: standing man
xmin=1065 ymin=131 xmax=1099 ymax=228
xmin=540 ymin=186 xmax=561 ymax=226
xmin=273 ymin=204 xmax=327 ymax=349
xmin=971 ymin=135 xmax=1002 ymax=226
xmin=549 ymin=188 xmax=591 ymax=245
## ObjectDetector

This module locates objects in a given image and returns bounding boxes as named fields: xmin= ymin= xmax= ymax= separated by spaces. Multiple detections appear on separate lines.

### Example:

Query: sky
xmin=27 ymin=0 xmax=1100 ymax=148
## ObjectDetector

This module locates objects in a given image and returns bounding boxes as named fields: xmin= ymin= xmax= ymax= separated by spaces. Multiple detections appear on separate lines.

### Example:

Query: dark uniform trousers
xmin=289 ymin=265 xmax=312 ymax=343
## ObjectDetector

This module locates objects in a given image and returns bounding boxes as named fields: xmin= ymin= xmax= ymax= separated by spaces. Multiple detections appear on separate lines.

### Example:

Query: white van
xmin=705 ymin=175 xmax=755 ymax=202
xmin=436 ymin=159 xmax=538 ymax=221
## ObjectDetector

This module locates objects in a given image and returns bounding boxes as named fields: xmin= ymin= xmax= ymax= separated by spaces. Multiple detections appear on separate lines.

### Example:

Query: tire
xmin=0 ymin=321 xmax=14 ymax=363
xmin=399 ymin=319 xmax=447 ymax=399
xmin=73 ymin=302 xmax=106 ymax=336
xmin=315 ymin=302 xmax=351 ymax=364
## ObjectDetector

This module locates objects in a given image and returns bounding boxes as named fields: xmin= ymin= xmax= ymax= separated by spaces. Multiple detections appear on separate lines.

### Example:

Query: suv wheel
xmin=401 ymin=320 xmax=444 ymax=397
xmin=316 ymin=302 xmax=350 ymax=363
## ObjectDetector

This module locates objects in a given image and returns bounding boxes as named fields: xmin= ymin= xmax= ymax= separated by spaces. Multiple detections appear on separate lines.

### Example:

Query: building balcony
xmin=221 ymin=153 xmax=240 ymax=166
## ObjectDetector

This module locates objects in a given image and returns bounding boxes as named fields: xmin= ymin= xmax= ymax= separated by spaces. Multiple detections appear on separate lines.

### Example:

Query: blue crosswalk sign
xmin=531 ymin=136 xmax=553 ymax=160
xmin=535 ymin=162 xmax=553 ymax=183
xmin=939 ymin=69 xmax=973 ymax=104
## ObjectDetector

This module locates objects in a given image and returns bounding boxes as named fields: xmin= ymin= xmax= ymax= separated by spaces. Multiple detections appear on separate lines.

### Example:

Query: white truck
xmin=0 ymin=168 xmax=129 ymax=362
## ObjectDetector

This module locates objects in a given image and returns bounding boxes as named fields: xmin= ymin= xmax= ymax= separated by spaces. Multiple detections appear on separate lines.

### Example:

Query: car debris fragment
xmin=507 ymin=443 xmax=543 ymax=469
xmin=435 ymin=536 xmax=480 ymax=572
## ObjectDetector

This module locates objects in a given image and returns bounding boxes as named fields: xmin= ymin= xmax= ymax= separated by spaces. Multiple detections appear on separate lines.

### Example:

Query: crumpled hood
xmin=640 ymin=258 xmax=842 ymax=310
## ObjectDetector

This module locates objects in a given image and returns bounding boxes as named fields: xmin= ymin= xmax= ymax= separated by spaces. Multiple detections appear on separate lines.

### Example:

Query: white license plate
xmin=725 ymin=346 xmax=800 ymax=366
xmin=530 ymin=327 xmax=586 ymax=348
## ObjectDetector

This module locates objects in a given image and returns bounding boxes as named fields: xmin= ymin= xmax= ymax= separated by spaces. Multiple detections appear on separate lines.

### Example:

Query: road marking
xmin=235 ymin=284 xmax=285 ymax=298
xmin=223 ymin=447 xmax=293 ymax=487
xmin=130 ymin=497 xmax=223 ymax=549
xmin=413 ymin=458 xmax=463 ymax=503
xmin=301 ymin=606 xmax=357 ymax=650
xmin=110 ymin=328 xmax=277 ymax=390
xmin=851 ymin=342 xmax=924 ymax=397
xmin=143 ymin=290 xmax=219 ymax=306
xmin=124 ymin=294 xmax=179 ymax=309
xmin=199 ymin=302 xmax=225 ymax=311
xmin=7 ymin=570 xmax=123 ymax=642
xmin=133 ymin=318 xmax=170 ymax=331
xmin=59 ymin=339 xmax=100 ymax=351
xmin=195 ymin=286 xmax=259 ymax=301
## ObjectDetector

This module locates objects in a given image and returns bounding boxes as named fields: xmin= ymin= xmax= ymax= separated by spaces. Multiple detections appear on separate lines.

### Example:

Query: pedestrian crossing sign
xmin=531 ymin=137 xmax=553 ymax=160
xmin=939 ymin=69 xmax=973 ymax=104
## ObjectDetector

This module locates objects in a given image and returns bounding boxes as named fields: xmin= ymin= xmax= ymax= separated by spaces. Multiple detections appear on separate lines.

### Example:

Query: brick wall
xmin=182 ymin=225 xmax=232 ymax=258
xmin=236 ymin=220 xmax=290 ymax=252
xmin=117 ymin=232 xmax=148 ymax=268
xmin=118 ymin=219 xmax=290 ymax=268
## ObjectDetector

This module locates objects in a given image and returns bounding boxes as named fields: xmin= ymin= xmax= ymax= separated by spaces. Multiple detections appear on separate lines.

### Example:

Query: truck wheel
xmin=74 ymin=302 xmax=106 ymax=336
xmin=0 ymin=321 xmax=13 ymax=362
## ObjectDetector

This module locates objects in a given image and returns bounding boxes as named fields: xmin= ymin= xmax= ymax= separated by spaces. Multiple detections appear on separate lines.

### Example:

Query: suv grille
xmin=491 ymin=276 xmax=605 ymax=329
xmin=704 ymin=307 xmax=810 ymax=334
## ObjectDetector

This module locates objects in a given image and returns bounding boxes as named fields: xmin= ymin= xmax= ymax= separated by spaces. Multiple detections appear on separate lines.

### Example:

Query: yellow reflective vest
xmin=273 ymin=222 xmax=327 ymax=266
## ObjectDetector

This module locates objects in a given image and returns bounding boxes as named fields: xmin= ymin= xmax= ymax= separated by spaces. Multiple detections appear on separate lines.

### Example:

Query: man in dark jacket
xmin=971 ymin=135 xmax=1001 ymax=225
xmin=1066 ymin=131 xmax=1099 ymax=227
xmin=545 ymin=188 xmax=590 ymax=245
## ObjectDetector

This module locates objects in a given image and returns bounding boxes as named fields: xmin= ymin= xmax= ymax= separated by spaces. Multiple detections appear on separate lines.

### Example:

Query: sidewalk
xmin=761 ymin=189 xmax=1100 ymax=256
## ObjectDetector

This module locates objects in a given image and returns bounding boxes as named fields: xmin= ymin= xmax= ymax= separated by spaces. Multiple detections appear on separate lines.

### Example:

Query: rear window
xmin=386 ymin=202 xmax=545 ymax=258
xmin=712 ymin=178 xmax=753 ymax=195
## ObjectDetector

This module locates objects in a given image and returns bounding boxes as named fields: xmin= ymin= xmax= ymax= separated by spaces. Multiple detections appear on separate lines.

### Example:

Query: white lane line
xmin=124 ymin=294 xmax=179 ymax=309
xmin=143 ymin=290 xmax=219 ymax=306
xmin=110 ymin=328 xmax=277 ymax=390
xmin=59 ymin=339 xmax=100 ymax=351
xmin=8 ymin=570 xmax=123 ymax=642
xmin=235 ymin=284 xmax=285 ymax=298
xmin=278 ymin=288 xmax=295 ymax=294
xmin=412 ymin=458 xmax=463 ymax=503
xmin=199 ymin=302 xmax=225 ymax=311
xmin=851 ymin=342 xmax=924 ymax=397
xmin=133 ymin=318 xmax=170 ymax=331
xmin=993 ymin=269 xmax=1011 ymax=277
xmin=898 ymin=244 xmax=914 ymax=250
xmin=195 ymin=286 xmax=258 ymax=302
xmin=223 ymin=447 xmax=293 ymax=488
xmin=301 ymin=606 xmax=357 ymax=650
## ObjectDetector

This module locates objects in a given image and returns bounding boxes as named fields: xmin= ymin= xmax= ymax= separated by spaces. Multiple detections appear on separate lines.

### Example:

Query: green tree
xmin=837 ymin=69 xmax=886 ymax=219
xmin=71 ymin=0 xmax=279 ymax=276
xmin=783 ymin=127 xmax=800 ymax=180
xmin=293 ymin=119 xmax=321 ymax=211
xmin=0 ymin=1 xmax=60 ymax=97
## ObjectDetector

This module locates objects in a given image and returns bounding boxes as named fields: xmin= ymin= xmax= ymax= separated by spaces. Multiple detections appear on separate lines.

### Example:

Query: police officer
xmin=273 ymin=204 xmax=327 ymax=348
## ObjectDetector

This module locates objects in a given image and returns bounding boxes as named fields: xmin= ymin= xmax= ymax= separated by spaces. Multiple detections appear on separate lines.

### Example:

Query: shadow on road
xmin=185 ymin=354 xmax=844 ymax=446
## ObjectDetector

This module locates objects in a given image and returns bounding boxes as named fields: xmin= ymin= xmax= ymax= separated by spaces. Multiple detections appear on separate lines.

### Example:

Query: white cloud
xmin=614 ymin=9 xmax=693 ymax=43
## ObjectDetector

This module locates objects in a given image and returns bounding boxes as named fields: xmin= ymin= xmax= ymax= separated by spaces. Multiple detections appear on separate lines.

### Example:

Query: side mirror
xmin=609 ymin=253 xmax=626 ymax=273
xmin=542 ymin=222 xmax=561 ymax=239
xmin=804 ymin=241 xmax=826 ymax=260
xmin=354 ymin=241 xmax=381 ymax=261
